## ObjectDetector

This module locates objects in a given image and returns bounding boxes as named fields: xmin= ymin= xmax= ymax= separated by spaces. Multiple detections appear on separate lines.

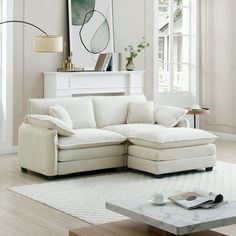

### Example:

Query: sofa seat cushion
xmin=128 ymin=128 xmax=217 ymax=149
xmin=58 ymin=129 xmax=127 ymax=150
xmin=102 ymin=124 xmax=165 ymax=137
xmin=129 ymin=144 xmax=216 ymax=161
xmin=58 ymin=145 xmax=125 ymax=162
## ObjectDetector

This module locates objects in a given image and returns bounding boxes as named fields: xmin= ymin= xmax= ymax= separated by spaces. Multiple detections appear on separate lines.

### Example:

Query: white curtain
xmin=0 ymin=0 xmax=2 ymax=141
xmin=0 ymin=0 xmax=13 ymax=151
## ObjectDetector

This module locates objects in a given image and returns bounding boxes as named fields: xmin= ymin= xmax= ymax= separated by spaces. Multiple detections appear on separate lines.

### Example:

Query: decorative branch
xmin=124 ymin=37 xmax=149 ymax=64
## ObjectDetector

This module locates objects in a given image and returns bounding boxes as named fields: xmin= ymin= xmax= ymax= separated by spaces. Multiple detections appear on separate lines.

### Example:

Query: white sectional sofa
xmin=18 ymin=95 xmax=217 ymax=178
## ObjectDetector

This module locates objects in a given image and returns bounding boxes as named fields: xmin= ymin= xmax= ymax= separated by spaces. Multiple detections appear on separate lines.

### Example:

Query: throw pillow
xmin=155 ymin=105 xmax=188 ymax=127
xmin=49 ymin=104 xmax=73 ymax=128
xmin=26 ymin=114 xmax=75 ymax=136
xmin=127 ymin=101 xmax=155 ymax=124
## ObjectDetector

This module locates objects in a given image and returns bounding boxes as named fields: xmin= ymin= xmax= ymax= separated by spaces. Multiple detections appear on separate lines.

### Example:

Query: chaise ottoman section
xmin=128 ymin=128 xmax=217 ymax=176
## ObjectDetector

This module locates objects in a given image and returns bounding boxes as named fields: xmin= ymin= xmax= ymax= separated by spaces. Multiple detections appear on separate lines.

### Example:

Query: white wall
xmin=113 ymin=0 xmax=145 ymax=71
xmin=113 ymin=0 xmax=156 ymax=100
xmin=200 ymin=0 xmax=236 ymax=134
xmin=12 ymin=0 xmax=152 ymax=144
xmin=14 ymin=0 xmax=234 ymax=144
xmin=13 ymin=0 xmax=67 ymax=145
xmin=13 ymin=0 xmax=24 ymax=146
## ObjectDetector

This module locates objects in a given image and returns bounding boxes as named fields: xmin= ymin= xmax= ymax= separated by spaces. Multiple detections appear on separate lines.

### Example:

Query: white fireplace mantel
xmin=43 ymin=71 xmax=144 ymax=98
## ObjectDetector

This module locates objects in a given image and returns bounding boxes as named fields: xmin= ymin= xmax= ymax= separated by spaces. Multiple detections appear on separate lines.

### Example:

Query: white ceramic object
xmin=149 ymin=193 xmax=164 ymax=204
xmin=149 ymin=199 xmax=167 ymax=206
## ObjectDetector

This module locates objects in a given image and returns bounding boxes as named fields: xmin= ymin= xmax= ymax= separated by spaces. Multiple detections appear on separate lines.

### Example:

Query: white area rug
xmin=9 ymin=161 xmax=236 ymax=224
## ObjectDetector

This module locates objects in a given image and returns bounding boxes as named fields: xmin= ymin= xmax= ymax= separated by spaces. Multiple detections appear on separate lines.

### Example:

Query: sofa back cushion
xmin=28 ymin=97 xmax=96 ymax=129
xmin=155 ymin=105 xmax=188 ymax=127
xmin=92 ymin=95 xmax=146 ymax=128
xmin=127 ymin=101 xmax=155 ymax=124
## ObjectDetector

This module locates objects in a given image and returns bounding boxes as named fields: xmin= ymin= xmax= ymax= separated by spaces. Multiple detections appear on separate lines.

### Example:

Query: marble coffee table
xmin=106 ymin=197 xmax=236 ymax=235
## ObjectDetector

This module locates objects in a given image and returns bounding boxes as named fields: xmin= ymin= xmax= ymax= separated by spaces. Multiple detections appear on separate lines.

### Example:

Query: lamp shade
xmin=34 ymin=35 xmax=63 ymax=52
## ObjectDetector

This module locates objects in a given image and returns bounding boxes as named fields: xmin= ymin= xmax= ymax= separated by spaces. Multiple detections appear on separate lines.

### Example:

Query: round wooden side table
xmin=186 ymin=107 xmax=210 ymax=128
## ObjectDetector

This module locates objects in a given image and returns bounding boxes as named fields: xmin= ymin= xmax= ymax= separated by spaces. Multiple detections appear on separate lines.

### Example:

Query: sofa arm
xmin=175 ymin=119 xmax=190 ymax=128
xmin=18 ymin=123 xmax=58 ymax=176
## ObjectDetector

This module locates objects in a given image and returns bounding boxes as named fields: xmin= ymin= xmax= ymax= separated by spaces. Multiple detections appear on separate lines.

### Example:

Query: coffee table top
xmin=106 ymin=197 xmax=236 ymax=235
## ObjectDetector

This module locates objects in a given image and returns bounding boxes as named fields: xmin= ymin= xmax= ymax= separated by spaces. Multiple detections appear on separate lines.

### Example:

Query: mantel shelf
xmin=44 ymin=71 xmax=145 ymax=76
xmin=43 ymin=71 xmax=145 ymax=98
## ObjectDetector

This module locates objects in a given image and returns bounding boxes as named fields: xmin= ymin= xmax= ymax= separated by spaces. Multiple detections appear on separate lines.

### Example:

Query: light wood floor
xmin=0 ymin=139 xmax=236 ymax=236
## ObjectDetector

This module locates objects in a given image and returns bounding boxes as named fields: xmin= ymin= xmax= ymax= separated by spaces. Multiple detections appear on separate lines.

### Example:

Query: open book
xmin=168 ymin=188 xmax=224 ymax=210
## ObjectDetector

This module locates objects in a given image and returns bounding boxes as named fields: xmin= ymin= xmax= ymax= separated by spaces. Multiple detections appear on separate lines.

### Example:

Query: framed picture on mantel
xmin=67 ymin=0 xmax=114 ymax=70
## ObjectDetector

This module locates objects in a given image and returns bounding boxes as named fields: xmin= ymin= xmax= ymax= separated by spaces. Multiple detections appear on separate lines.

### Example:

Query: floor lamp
xmin=0 ymin=20 xmax=63 ymax=150
xmin=0 ymin=20 xmax=63 ymax=52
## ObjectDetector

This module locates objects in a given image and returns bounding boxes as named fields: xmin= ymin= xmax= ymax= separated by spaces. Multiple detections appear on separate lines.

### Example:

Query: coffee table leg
xmin=148 ymin=225 xmax=227 ymax=236
xmin=148 ymin=225 xmax=175 ymax=236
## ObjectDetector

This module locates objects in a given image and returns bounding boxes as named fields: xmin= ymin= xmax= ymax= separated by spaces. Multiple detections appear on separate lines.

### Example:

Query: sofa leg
xmin=205 ymin=167 xmax=213 ymax=172
xmin=116 ymin=167 xmax=125 ymax=172
xmin=155 ymin=174 xmax=164 ymax=178
xmin=122 ymin=166 xmax=129 ymax=171
xmin=21 ymin=167 xmax=28 ymax=173
xmin=45 ymin=175 xmax=56 ymax=180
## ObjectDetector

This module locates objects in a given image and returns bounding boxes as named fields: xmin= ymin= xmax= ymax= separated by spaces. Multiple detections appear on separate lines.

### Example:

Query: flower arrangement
xmin=124 ymin=37 xmax=150 ymax=70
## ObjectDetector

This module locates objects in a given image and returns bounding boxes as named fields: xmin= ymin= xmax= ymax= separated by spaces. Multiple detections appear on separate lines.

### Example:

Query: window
xmin=157 ymin=0 xmax=193 ymax=93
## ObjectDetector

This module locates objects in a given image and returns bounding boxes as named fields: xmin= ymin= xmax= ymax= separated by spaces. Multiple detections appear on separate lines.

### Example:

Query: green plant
xmin=124 ymin=37 xmax=150 ymax=64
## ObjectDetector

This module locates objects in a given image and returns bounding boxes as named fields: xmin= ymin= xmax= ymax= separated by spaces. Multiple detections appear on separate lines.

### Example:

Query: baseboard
xmin=207 ymin=130 xmax=236 ymax=141
xmin=0 ymin=145 xmax=18 ymax=155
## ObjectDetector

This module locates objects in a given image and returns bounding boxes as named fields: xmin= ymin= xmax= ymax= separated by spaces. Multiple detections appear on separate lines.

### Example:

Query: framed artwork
xmin=68 ymin=0 xmax=114 ymax=69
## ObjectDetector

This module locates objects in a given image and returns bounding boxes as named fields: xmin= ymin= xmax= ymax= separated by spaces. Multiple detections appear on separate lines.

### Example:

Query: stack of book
xmin=95 ymin=53 xmax=121 ymax=71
